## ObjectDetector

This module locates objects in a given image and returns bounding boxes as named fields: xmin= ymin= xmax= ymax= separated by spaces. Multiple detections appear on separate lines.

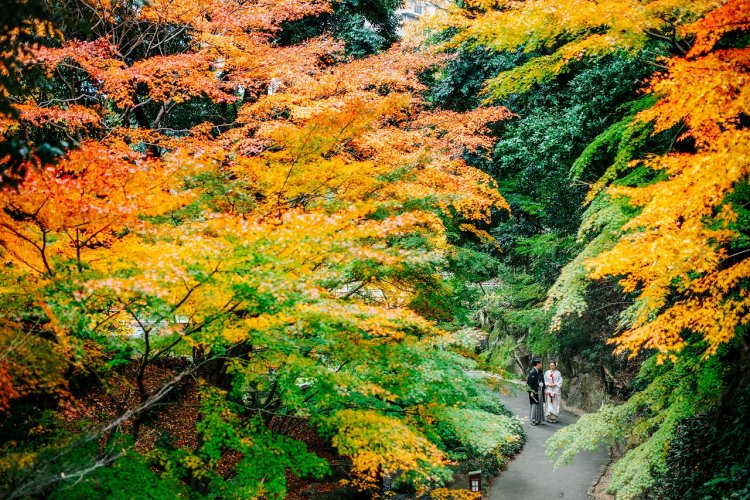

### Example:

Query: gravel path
xmin=489 ymin=386 xmax=609 ymax=500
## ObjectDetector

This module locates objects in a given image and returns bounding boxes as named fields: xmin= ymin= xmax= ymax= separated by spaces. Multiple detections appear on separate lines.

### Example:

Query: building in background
xmin=396 ymin=1 xmax=440 ymax=35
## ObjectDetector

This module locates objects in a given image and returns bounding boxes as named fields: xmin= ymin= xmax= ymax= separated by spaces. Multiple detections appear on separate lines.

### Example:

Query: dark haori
xmin=527 ymin=358 xmax=545 ymax=425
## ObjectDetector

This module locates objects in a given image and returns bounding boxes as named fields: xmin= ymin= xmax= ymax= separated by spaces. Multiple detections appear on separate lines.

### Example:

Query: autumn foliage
xmin=3 ymin=0 xmax=747 ymax=497
xmin=0 ymin=0 xmax=520 ymax=497
xmin=438 ymin=0 xmax=750 ymax=358
xmin=588 ymin=0 xmax=750 ymax=357
xmin=433 ymin=0 xmax=749 ymax=496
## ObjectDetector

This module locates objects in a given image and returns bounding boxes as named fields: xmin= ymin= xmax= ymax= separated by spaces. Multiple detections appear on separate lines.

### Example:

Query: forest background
xmin=0 ymin=0 xmax=748 ymax=499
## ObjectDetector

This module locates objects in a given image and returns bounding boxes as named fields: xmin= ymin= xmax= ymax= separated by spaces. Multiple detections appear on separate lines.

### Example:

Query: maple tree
xmin=0 ymin=0 xmax=522 ymax=497
xmin=588 ymin=0 xmax=750 ymax=358
xmin=429 ymin=0 xmax=723 ymax=98
xmin=0 ymin=0 xmax=62 ymax=186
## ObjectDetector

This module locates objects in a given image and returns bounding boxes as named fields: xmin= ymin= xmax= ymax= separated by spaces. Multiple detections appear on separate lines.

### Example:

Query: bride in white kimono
xmin=544 ymin=362 xmax=563 ymax=422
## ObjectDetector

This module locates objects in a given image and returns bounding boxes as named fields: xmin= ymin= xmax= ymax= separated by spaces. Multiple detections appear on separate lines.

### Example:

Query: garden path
xmin=489 ymin=386 xmax=609 ymax=500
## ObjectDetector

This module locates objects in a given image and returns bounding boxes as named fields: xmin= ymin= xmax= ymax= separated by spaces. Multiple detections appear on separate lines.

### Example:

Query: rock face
xmin=563 ymin=370 xmax=608 ymax=413
xmin=557 ymin=356 xmax=611 ymax=413
xmin=478 ymin=306 xmax=621 ymax=413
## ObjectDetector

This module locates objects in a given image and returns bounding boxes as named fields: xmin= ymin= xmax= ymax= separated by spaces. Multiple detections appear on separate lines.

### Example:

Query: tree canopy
xmin=0 ymin=0 xmax=521 ymax=497
xmin=1 ymin=0 xmax=748 ymax=498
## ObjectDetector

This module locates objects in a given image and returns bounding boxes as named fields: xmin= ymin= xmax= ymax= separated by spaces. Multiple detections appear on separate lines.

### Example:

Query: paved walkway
xmin=489 ymin=385 xmax=608 ymax=500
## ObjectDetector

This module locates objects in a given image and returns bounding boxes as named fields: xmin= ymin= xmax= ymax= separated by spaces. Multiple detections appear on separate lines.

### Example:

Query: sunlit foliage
xmin=590 ymin=2 xmax=750 ymax=357
xmin=0 ymin=0 xmax=522 ymax=497
xmin=430 ymin=0 xmax=721 ymax=98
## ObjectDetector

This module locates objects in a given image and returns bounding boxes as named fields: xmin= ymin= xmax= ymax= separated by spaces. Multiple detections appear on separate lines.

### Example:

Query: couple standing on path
xmin=527 ymin=358 xmax=562 ymax=425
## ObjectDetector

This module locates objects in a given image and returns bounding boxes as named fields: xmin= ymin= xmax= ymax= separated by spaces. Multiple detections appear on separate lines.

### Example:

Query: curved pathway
xmin=489 ymin=385 xmax=608 ymax=500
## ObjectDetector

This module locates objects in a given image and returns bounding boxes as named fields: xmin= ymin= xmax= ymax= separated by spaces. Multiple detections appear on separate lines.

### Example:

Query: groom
xmin=527 ymin=358 xmax=545 ymax=425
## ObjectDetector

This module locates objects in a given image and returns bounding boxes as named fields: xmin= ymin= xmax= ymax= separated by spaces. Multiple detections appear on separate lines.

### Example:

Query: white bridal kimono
xmin=544 ymin=369 xmax=563 ymax=419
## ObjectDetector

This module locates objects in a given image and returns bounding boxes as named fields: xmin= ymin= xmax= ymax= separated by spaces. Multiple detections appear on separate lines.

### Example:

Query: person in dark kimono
xmin=527 ymin=358 xmax=545 ymax=425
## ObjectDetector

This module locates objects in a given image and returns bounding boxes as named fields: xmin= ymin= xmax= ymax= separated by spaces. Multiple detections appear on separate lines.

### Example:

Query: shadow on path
xmin=489 ymin=385 xmax=608 ymax=500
